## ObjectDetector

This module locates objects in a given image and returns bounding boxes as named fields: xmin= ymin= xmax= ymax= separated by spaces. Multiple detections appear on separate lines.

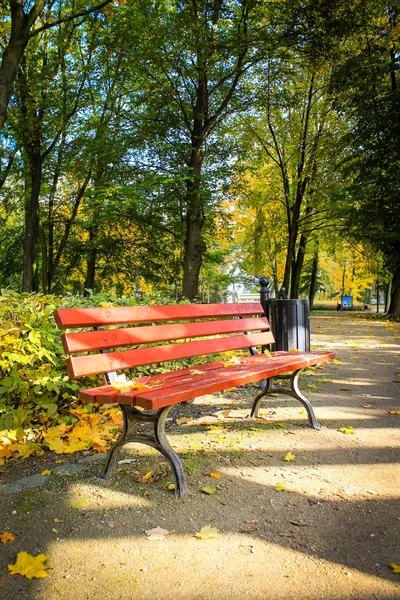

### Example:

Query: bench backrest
xmin=54 ymin=302 xmax=274 ymax=378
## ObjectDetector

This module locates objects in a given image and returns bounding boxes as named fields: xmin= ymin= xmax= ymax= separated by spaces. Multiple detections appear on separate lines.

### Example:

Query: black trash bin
xmin=268 ymin=299 xmax=310 ymax=352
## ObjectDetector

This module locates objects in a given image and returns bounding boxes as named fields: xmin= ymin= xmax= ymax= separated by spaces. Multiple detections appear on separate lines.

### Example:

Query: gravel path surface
xmin=0 ymin=313 xmax=399 ymax=600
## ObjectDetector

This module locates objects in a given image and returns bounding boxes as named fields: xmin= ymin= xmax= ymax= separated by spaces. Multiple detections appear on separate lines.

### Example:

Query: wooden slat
xmin=54 ymin=302 xmax=264 ymax=328
xmin=67 ymin=331 xmax=275 ymax=377
xmin=62 ymin=317 xmax=270 ymax=353
xmin=79 ymin=362 xmax=225 ymax=403
xmin=119 ymin=351 xmax=336 ymax=409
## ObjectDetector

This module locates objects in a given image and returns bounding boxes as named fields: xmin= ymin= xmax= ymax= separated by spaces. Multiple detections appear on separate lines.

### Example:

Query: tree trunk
xmin=309 ymin=246 xmax=319 ymax=310
xmin=182 ymin=159 xmax=206 ymax=300
xmin=21 ymin=151 xmax=42 ymax=291
xmin=84 ymin=229 xmax=98 ymax=295
xmin=290 ymin=232 xmax=307 ymax=298
xmin=387 ymin=266 xmax=400 ymax=319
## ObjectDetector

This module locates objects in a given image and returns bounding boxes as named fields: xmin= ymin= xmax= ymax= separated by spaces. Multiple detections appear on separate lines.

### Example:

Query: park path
xmin=0 ymin=313 xmax=399 ymax=600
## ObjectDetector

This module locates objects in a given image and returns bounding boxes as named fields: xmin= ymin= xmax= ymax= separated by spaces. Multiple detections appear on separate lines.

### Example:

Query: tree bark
xmin=84 ymin=229 xmax=98 ymax=295
xmin=21 ymin=150 xmax=42 ymax=291
xmin=387 ymin=266 xmax=400 ymax=319
xmin=308 ymin=245 xmax=319 ymax=310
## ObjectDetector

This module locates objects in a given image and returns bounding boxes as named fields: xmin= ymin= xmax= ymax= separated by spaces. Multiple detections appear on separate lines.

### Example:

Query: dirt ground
xmin=0 ymin=313 xmax=399 ymax=600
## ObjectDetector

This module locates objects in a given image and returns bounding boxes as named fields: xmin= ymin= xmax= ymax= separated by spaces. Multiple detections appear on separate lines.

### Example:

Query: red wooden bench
xmin=54 ymin=302 xmax=335 ymax=497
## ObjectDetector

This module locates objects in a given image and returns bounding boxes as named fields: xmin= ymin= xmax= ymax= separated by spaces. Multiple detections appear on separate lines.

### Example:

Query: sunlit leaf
xmin=0 ymin=532 xmax=15 ymax=544
xmin=41 ymin=470 xmax=51 ymax=476
xmin=390 ymin=563 xmax=400 ymax=573
xmin=275 ymin=482 xmax=286 ymax=492
xmin=339 ymin=426 xmax=356 ymax=434
xmin=195 ymin=525 xmax=220 ymax=539
xmin=282 ymin=452 xmax=296 ymax=462
xmin=8 ymin=552 xmax=50 ymax=579
xmin=210 ymin=472 xmax=221 ymax=478
xmin=198 ymin=486 xmax=217 ymax=495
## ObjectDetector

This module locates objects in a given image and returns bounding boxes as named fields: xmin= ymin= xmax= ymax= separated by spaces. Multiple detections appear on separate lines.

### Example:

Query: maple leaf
xmin=339 ymin=426 xmax=356 ymax=435
xmin=223 ymin=356 xmax=241 ymax=367
xmin=0 ymin=532 xmax=15 ymax=544
xmin=282 ymin=452 xmax=296 ymax=462
xmin=46 ymin=437 xmax=69 ymax=454
xmin=275 ymin=482 xmax=286 ymax=492
xmin=145 ymin=527 xmax=171 ymax=541
xmin=195 ymin=525 xmax=220 ymax=539
xmin=8 ymin=552 xmax=50 ymax=579
xmin=390 ymin=563 xmax=400 ymax=573
xmin=198 ymin=486 xmax=217 ymax=495
xmin=61 ymin=440 xmax=88 ymax=454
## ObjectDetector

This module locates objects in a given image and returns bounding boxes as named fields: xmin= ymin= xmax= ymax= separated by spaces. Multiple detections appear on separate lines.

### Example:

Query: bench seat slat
xmin=127 ymin=351 xmax=336 ymax=410
xmin=54 ymin=302 xmax=264 ymax=328
xmin=67 ymin=331 xmax=275 ymax=377
xmin=79 ymin=361 xmax=226 ymax=403
xmin=62 ymin=317 xmax=270 ymax=353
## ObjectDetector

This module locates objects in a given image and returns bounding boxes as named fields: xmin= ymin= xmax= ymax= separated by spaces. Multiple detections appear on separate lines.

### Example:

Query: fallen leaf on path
xmin=145 ymin=527 xmax=171 ymax=541
xmin=210 ymin=472 xmax=221 ymax=479
xmin=282 ymin=452 xmax=296 ymax=462
xmin=388 ymin=410 xmax=400 ymax=415
xmin=53 ymin=519 xmax=64 ymax=523
xmin=52 ymin=528 xmax=58 ymax=534
xmin=349 ymin=356 xmax=359 ymax=360
xmin=195 ymin=525 xmax=220 ymax=539
xmin=245 ymin=520 xmax=259 ymax=524
xmin=275 ymin=482 xmax=286 ymax=492
xmin=363 ymin=405 xmax=373 ymax=409
xmin=390 ymin=563 xmax=400 ymax=573
xmin=176 ymin=418 xmax=193 ymax=425
xmin=168 ymin=483 xmax=175 ymax=490
xmin=41 ymin=470 xmax=51 ymax=476
xmin=0 ymin=532 xmax=15 ymax=544
xmin=240 ymin=526 xmax=259 ymax=533
xmin=290 ymin=521 xmax=307 ymax=527
xmin=339 ymin=426 xmax=356 ymax=434
xmin=339 ymin=388 xmax=351 ymax=391
xmin=198 ymin=486 xmax=217 ymax=495
xmin=8 ymin=552 xmax=50 ymax=579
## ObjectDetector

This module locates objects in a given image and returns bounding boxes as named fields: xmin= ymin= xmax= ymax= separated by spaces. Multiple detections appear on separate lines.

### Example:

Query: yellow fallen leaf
xmin=53 ymin=519 xmax=64 ymax=523
xmin=282 ymin=452 xmax=296 ymax=462
xmin=390 ymin=563 xmax=400 ymax=573
xmin=349 ymin=356 xmax=359 ymax=360
xmin=143 ymin=471 xmax=153 ymax=480
xmin=388 ymin=410 xmax=400 ymax=415
xmin=198 ymin=486 xmax=217 ymax=495
xmin=168 ymin=483 xmax=175 ymax=490
xmin=190 ymin=369 xmax=205 ymax=375
xmin=210 ymin=472 xmax=221 ymax=479
xmin=195 ymin=525 xmax=220 ymax=539
xmin=275 ymin=482 xmax=286 ymax=492
xmin=52 ymin=528 xmax=58 ymax=534
xmin=288 ymin=349 xmax=300 ymax=353
xmin=363 ymin=404 xmax=372 ymax=409
xmin=339 ymin=426 xmax=356 ymax=435
xmin=0 ymin=532 xmax=15 ymax=544
xmin=41 ymin=470 xmax=51 ymax=477
xmin=380 ymin=359 xmax=387 ymax=363
xmin=223 ymin=356 xmax=241 ymax=367
xmin=8 ymin=551 xmax=50 ymax=579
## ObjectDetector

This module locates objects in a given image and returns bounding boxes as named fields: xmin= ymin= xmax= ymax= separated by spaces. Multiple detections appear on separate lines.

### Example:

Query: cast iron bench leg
xmin=249 ymin=369 xmax=321 ymax=430
xmin=98 ymin=404 xmax=189 ymax=498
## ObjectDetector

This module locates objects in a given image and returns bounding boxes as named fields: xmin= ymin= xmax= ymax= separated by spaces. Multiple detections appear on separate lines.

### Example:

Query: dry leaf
xmin=390 ymin=563 xmax=400 ymax=573
xmin=363 ymin=404 xmax=373 ymax=409
xmin=223 ymin=356 xmax=241 ymax=367
xmin=143 ymin=471 xmax=153 ymax=480
xmin=275 ymin=482 xmax=286 ymax=492
xmin=290 ymin=521 xmax=307 ymax=527
xmin=199 ymin=486 xmax=217 ymax=495
xmin=210 ymin=472 xmax=221 ymax=479
xmin=176 ymin=417 xmax=193 ymax=425
xmin=8 ymin=552 xmax=50 ymax=579
xmin=167 ymin=483 xmax=175 ymax=490
xmin=53 ymin=519 xmax=64 ymax=524
xmin=388 ymin=410 xmax=400 ymax=415
xmin=190 ymin=370 xmax=205 ymax=376
xmin=339 ymin=426 xmax=356 ymax=435
xmin=282 ymin=452 xmax=296 ymax=462
xmin=0 ymin=532 xmax=15 ymax=544
xmin=41 ymin=470 xmax=51 ymax=476
xmin=244 ymin=520 xmax=259 ymax=524
xmin=339 ymin=388 xmax=351 ymax=391
xmin=195 ymin=525 xmax=220 ymax=539
xmin=145 ymin=527 xmax=171 ymax=541
xmin=239 ymin=526 xmax=259 ymax=533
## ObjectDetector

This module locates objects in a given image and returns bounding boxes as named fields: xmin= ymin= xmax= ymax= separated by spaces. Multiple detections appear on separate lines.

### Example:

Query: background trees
xmin=0 ymin=0 xmax=398 ymax=315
